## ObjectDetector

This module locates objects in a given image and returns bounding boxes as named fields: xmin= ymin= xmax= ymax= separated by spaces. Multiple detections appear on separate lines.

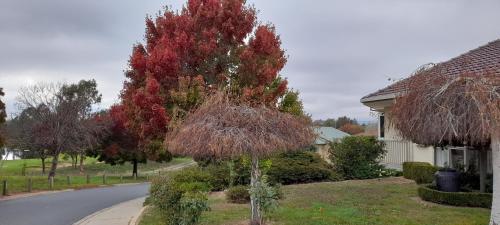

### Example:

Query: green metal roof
xmin=314 ymin=127 xmax=350 ymax=145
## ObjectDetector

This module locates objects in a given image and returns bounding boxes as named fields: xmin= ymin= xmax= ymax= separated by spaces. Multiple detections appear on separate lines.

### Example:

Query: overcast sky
xmin=1 ymin=0 xmax=500 ymax=122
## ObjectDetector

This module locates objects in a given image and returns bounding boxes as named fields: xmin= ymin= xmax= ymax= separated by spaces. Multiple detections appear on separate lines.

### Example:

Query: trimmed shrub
xmin=267 ymin=151 xmax=338 ymax=184
xmin=203 ymin=151 xmax=337 ymax=188
xmin=418 ymin=184 xmax=492 ymax=208
xmin=226 ymin=185 xmax=250 ymax=204
xmin=403 ymin=162 xmax=438 ymax=184
xmin=205 ymin=164 xmax=231 ymax=191
xmin=329 ymin=136 xmax=386 ymax=179
xmin=150 ymin=167 xmax=210 ymax=225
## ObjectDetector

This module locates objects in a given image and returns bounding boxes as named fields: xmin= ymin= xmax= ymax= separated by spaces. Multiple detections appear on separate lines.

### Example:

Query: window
xmin=379 ymin=114 xmax=385 ymax=139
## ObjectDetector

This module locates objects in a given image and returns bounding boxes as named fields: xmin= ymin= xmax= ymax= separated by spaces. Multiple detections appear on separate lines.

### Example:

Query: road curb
xmin=0 ymin=189 xmax=75 ymax=202
xmin=73 ymin=197 xmax=146 ymax=225
xmin=130 ymin=205 xmax=149 ymax=225
xmin=0 ymin=183 xmax=148 ymax=202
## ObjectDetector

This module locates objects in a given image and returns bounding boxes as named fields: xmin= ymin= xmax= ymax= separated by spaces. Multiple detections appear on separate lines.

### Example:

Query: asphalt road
xmin=0 ymin=183 xmax=150 ymax=225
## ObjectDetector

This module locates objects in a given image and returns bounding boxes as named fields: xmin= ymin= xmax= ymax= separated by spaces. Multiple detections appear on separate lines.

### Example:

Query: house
xmin=360 ymin=39 xmax=500 ymax=171
xmin=314 ymin=126 xmax=350 ymax=162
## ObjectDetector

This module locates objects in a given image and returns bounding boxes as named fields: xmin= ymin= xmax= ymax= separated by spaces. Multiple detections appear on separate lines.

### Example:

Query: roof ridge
xmin=361 ymin=39 xmax=500 ymax=102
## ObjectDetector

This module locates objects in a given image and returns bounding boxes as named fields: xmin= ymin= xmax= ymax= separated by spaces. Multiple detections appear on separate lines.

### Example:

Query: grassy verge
xmin=0 ymin=156 xmax=192 ymax=176
xmin=0 ymin=157 xmax=193 ymax=195
xmin=56 ymin=157 xmax=193 ymax=176
xmin=139 ymin=177 xmax=490 ymax=225
xmin=0 ymin=175 xmax=148 ymax=195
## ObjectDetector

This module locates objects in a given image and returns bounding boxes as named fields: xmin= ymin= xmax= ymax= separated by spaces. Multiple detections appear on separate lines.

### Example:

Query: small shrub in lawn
xmin=150 ymin=167 xmax=210 ymax=225
xmin=329 ymin=136 xmax=386 ymax=179
xmin=226 ymin=185 xmax=250 ymax=204
xmin=250 ymin=175 xmax=282 ymax=216
xmin=143 ymin=196 xmax=152 ymax=206
xmin=418 ymin=184 xmax=492 ymax=208
xmin=267 ymin=151 xmax=337 ymax=184
xmin=198 ymin=157 xmax=250 ymax=187
xmin=205 ymin=164 xmax=230 ymax=191
xmin=402 ymin=162 xmax=438 ymax=184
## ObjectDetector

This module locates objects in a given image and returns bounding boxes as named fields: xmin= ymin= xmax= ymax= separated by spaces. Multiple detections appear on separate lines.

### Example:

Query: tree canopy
xmin=391 ymin=68 xmax=499 ymax=146
xmin=167 ymin=92 xmax=314 ymax=159
xmin=313 ymin=116 xmax=359 ymax=129
xmin=114 ymin=0 xmax=292 ymax=161
xmin=0 ymin=88 xmax=6 ymax=147
xmin=14 ymin=80 xmax=107 ymax=177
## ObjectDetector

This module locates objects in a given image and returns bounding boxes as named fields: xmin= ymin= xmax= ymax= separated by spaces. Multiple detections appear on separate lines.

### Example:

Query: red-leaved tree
xmin=119 ymin=0 xmax=289 ymax=155
xmin=94 ymin=105 xmax=143 ymax=177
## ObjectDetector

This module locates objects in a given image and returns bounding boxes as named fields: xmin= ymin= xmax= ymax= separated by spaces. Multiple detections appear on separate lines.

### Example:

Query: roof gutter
xmin=360 ymin=93 xmax=398 ymax=104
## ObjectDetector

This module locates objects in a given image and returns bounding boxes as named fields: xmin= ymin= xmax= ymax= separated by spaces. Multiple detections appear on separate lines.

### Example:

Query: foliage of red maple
xmin=94 ymin=105 xmax=146 ymax=165
xmin=118 ymin=0 xmax=289 ymax=151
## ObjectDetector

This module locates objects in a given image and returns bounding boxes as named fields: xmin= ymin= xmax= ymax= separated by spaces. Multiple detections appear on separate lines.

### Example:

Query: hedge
xmin=267 ymin=151 xmax=339 ymax=185
xmin=418 ymin=184 xmax=492 ymax=208
xmin=402 ymin=162 xmax=437 ymax=184
xmin=226 ymin=185 xmax=250 ymax=204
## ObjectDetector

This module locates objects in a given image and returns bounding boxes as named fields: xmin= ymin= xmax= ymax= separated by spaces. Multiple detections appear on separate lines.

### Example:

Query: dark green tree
xmin=323 ymin=118 xmax=336 ymax=127
xmin=0 ymin=88 xmax=5 ymax=148
xmin=335 ymin=116 xmax=358 ymax=129
xmin=279 ymin=90 xmax=304 ymax=116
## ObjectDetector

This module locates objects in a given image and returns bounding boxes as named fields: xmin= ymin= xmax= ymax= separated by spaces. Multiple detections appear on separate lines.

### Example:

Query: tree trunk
xmin=79 ymin=153 xmax=84 ymax=174
xmin=250 ymin=154 xmax=262 ymax=225
xmin=48 ymin=154 xmax=59 ymax=178
xmin=41 ymin=157 xmax=46 ymax=174
xmin=490 ymin=127 xmax=500 ymax=225
xmin=70 ymin=154 xmax=75 ymax=169
xmin=480 ymin=148 xmax=488 ymax=193
xmin=132 ymin=159 xmax=138 ymax=178
xmin=74 ymin=154 xmax=78 ymax=169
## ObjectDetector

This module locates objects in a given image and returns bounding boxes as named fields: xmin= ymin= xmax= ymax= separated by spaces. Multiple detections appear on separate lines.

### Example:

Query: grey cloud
xmin=1 ymin=0 xmax=500 ymax=122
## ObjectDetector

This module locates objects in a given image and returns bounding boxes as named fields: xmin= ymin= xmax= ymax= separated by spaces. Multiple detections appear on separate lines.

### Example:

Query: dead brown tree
xmin=390 ymin=64 xmax=499 ymax=224
xmin=16 ymin=81 xmax=106 ymax=178
xmin=167 ymin=92 xmax=314 ymax=225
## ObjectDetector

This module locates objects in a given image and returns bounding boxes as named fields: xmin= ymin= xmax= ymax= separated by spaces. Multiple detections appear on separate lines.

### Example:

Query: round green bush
xmin=226 ymin=185 xmax=250 ymax=204
xmin=329 ymin=136 xmax=386 ymax=179
xmin=205 ymin=164 xmax=230 ymax=191
xmin=267 ymin=151 xmax=339 ymax=185
xmin=418 ymin=184 xmax=492 ymax=208
xmin=150 ymin=168 xmax=211 ymax=225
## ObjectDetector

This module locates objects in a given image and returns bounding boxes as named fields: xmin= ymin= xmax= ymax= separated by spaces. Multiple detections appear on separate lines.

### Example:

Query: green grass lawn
xmin=139 ymin=177 xmax=490 ymax=225
xmin=0 ymin=157 xmax=193 ymax=195
xmin=0 ymin=156 xmax=192 ymax=176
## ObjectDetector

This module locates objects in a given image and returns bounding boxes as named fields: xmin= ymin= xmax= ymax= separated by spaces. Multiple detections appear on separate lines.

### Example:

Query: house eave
xmin=360 ymin=93 xmax=397 ymax=104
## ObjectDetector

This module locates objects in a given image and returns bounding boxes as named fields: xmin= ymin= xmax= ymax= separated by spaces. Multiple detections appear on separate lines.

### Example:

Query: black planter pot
xmin=435 ymin=169 xmax=460 ymax=192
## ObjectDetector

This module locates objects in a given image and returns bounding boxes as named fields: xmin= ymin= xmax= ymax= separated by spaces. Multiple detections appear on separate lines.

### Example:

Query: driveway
xmin=0 ymin=183 xmax=150 ymax=225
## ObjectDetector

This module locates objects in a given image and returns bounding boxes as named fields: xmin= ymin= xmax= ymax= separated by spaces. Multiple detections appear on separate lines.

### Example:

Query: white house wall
xmin=380 ymin=108 xmax=435 ymax=167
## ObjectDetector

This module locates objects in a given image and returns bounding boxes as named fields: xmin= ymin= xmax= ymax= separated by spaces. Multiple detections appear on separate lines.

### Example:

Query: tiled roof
xmin=314 ymin=127 xmax=350 ymax=145
xmin=361 ymin=39 xmax=500 ymax=102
